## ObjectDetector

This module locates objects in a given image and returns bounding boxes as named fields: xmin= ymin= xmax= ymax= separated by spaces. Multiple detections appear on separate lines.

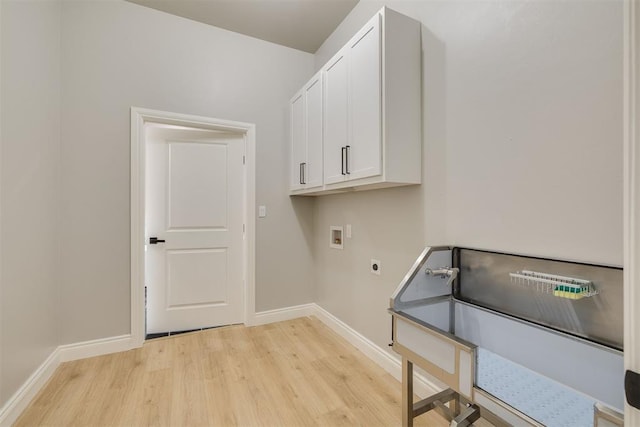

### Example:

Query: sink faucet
xmin=425 ymin=267 xmax=459 ymax=286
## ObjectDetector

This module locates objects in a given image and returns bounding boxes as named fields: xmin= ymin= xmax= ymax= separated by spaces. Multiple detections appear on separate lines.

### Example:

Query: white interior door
xmin=145 ymin=126 xmax=245 ymax=334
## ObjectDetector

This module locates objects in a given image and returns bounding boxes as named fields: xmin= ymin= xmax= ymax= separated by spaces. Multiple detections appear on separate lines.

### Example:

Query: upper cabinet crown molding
xmin=290 ymin=7 xmax=422 ymax=196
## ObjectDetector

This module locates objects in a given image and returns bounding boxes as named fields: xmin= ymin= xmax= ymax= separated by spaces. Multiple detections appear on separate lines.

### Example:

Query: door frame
xmin=130 ymin=107 xmax=256 ymax=347
xmin=624 ymin=0 xmax=639 ymax=423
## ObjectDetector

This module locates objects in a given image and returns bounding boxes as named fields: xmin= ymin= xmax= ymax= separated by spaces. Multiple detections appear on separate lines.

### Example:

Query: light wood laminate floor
xmin=16 ymin=317 xmax=452 ymax=426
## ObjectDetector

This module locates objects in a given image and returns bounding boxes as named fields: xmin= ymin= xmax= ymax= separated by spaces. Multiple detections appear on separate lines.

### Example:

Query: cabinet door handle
xmin=341 ymin=147 xmax=346 ymax=175
xmin=302 ymin=162 xmax=306 ymax=184
xmin=345 ymin=145 xmax=351 ymax=175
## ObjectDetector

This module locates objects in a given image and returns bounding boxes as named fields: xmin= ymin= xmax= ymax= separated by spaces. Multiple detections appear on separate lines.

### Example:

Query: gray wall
xmin=0 ymin=0 xmax=61 ymax=404
xmin=0 ymin=0 xmax=624 ymax=413
xmin=59 ymin=0 xmax=316 ymax=343
xmin=0 ymin=0 xmax=316 ymax=408
xmin=312 ymin=0 xmax=623 ymax=351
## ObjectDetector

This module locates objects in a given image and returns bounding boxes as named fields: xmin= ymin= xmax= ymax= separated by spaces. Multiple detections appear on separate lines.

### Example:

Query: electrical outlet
xmin=371 ymin=259 xmax=381 ymax=275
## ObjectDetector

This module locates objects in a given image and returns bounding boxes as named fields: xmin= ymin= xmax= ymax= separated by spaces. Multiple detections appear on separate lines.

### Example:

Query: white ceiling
xmin=126 ymin=0 xmax=359 ymax=53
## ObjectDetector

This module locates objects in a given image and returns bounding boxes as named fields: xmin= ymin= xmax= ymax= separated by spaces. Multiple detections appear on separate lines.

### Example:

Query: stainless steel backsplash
xmin=453 ymin=248 xmax=623 ymax=350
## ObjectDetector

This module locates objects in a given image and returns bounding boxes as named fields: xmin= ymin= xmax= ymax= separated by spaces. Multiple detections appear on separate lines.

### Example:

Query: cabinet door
xmin=304 ymin=75 xmax=323 ymax=189
xmin=348 ymin=13 xmax=381 ymax=180
xmin=323 ymin=50 xmax=349 ymax=185
xmin=290 ymin=91 xmax=305 ymax=190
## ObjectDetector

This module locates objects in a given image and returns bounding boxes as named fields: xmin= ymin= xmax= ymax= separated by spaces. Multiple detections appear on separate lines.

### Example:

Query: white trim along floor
xmin=0 ymin=303 xmax=438 ymax=427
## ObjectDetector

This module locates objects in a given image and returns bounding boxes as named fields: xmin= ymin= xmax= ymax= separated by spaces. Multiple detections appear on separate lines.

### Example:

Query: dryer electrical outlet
xmin=371 ymin=259 xmax=381 ymax=275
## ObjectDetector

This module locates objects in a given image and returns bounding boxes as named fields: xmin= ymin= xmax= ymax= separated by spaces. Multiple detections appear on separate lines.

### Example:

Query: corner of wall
xmin=54 ymin=0 xmax=63 ymax=355
xmin=0 ymin=0 xmax=63 ymax=409
xmin=252 ymin=303 xmax=441 ymax=398
xmin=311 ymin=303 xmax=439 ymax=398
xmin=0 ymin=349 xmax=60 ymax=427
xmin=0 ymin=0 xmax=4 ymax=408
xmin=0 ymin=332 xmax=134 ymax=426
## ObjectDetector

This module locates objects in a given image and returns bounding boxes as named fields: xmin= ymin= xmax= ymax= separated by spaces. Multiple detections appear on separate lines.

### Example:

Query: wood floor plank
xmin=15 ymin=317 xmax=454 ymax=427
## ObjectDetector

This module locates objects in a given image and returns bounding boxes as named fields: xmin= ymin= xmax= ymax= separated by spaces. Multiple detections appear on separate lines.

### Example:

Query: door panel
xmin=166 ymin=249 xmax=227 ymax=307
xmin=168 ymin=142 xmax=228 ymax=229
xmin=349 ymin=14 xmax=382 ymax=180
xmin=305 ymin=75 xmax=323 ymax=189
xmin=146 ymin=127 xmax=244 ymax=334
xmin=290 ymin=91 xmax=305 ymax=190
xmin=323 ymin=51 xmax=349 ymax=185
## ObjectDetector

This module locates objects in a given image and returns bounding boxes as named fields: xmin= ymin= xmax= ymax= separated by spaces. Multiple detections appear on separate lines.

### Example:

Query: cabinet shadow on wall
xmin=290 ymin=195 xmax=317 ymax=254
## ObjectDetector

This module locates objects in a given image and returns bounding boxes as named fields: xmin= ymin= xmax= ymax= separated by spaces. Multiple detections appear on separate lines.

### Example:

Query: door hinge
xmin=243 ymin=155 xmax=245 ymax=165
xmin=243 ymin=224 xmax=245 ymax=233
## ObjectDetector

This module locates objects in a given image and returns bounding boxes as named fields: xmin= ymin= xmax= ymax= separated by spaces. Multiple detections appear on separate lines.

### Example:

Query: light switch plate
xmin=258 ymin=205 xmax=266 ymax=218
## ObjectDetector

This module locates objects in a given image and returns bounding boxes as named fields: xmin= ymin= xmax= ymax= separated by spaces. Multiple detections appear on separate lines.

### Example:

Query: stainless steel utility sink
xmin=389 ymin=246 xmax=623 ymax=427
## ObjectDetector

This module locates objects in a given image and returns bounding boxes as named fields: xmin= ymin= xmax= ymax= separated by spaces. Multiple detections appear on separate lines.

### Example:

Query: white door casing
xmin=131 ymin=108 xmax=256 ymax=347
xmin=145 ymin=127 xmax=244 ymax=334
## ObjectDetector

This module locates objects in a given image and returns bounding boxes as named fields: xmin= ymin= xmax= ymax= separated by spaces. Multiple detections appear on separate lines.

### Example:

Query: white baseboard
xmin=312 ymin=304 xmax=400 ymax=376
xmin=0 ymin=334 xmax=135 ymax=426
xmin=251 ymin=303 xmax=316 ymax=326
xmin=58 ymin=334 xmax=134 ymax=363
xmin=310 ymin=303 xmax=439 ymax=399
xmin=0 ymin=348 xmax=60 ymax=427
xmin=251 ymin=302 xmax=441 ymax=399
xmin=1 ymin=303 xmax=440 ymax=427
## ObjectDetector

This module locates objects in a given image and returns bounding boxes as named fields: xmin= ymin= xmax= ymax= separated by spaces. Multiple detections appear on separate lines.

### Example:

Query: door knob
xmin=149 ymin=237 xmax=165 ymax=244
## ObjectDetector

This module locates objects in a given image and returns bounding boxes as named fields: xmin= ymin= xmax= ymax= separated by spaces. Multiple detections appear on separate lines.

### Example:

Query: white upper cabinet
xmin=290 ymin=71 xmax=323 ymax=191
xmin=290 ymin=7 xmax=421 ymax=195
